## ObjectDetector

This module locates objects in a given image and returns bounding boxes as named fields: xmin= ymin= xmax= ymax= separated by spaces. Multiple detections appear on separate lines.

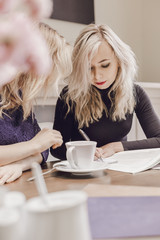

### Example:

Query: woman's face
xmin=90 ymin=41 xmax=119 ymax=89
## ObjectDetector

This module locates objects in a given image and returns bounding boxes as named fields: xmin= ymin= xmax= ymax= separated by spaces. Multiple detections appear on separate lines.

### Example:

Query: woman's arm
xmin=0 ymin=153 xmax=42 ymax=185
xmin=0 ymin=141 xmax=41 ymax=166
xmin=122 ymin=85 xmax=160 ymax=150
xmin=96 ymin=85 xmax=160 ymax=158
xmin=0 ymin=128 xmax=63 ymax=166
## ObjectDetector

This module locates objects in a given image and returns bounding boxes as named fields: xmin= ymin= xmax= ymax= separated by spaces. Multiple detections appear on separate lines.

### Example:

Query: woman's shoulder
xmin=133 ymin=83 xmax=151 ymax=109
xmin=134 ymin=83 xmax=145 ymax=92
xmin=59 ymin=85 xmax=68 ymax=97
xmin=133 ymin=83 xmax=148 ymax=99
xmin=55 ymin=85 xmax=69 ymax=108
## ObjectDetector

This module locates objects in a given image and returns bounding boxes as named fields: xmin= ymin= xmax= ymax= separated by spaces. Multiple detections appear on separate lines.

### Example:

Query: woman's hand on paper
xmin=30 ymin=128 xmax=63 ymax=153
xmin=95 ymin=142 xmax=124 ymax=159
xmin=101 ymin=142 xmax=124 ymax=157
xmin=0 ymin=164 xmax=23 ymax=185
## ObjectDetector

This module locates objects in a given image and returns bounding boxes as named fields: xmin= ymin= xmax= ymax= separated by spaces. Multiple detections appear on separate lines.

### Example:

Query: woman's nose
xmin=94 ymin=69 xmax=103 ymax=80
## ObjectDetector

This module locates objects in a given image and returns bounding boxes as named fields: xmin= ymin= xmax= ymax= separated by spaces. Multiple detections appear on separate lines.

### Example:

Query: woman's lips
xmin=96 ymin=81 xmax=106 ymax=85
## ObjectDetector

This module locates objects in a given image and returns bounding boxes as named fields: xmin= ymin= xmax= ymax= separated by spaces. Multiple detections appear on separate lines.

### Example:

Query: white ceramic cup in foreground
xmin=66 ymin=141 xmax=97 ymax=169
xmin=23 ymin=190 xmax=91 ymax=240
xmin=0 ymin=208 xmax=20 ymax=240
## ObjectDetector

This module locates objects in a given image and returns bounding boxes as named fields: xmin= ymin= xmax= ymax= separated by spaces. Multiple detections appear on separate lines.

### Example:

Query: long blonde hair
xmin=0 ymin=22 xmax=72 ymax=119
xmin=66 ymin=24 xmax=138 ymax=128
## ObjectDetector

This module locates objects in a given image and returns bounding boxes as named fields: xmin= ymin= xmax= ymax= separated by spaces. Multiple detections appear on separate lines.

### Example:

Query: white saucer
xmin=53 ymin=161 xmax=108 ymax=176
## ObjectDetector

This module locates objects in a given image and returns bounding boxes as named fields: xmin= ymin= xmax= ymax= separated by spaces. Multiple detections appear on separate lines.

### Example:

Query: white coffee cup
xmin=23 ymin=190 xmax=91 ymax=240
xmin=3 ymin=191 xmax=26 ymax=239
xmin=66 ymin=141 xmax=97 ymax=169
xmin=4 ymin=191 xmax=26 ymax=211
xmin=0 ymin=207 xmax=20 ymax=240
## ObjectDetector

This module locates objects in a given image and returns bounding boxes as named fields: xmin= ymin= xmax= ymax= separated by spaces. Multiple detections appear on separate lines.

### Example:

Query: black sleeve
xmin=50 ymin=88 xmax=74 ymax=160
xmin=122 ymin=84 xmax=160 ymax=150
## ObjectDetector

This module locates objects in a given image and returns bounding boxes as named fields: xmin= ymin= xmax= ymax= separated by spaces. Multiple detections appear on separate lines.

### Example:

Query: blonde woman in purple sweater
xmin=0 ymin=23 xmax=72 ymax=184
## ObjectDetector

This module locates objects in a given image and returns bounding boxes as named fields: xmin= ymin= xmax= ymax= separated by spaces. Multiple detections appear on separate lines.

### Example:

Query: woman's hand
xmin=95 ymin=147 xmax=104 ymax=160
xmin=0 ymin=153 xmax=44 ymax=185
xmin=95 ymin=142 xmax=124 ymax=159
xmin=0 ymin=164 xmax=23 ymax=185
xmin=30 ymin=128 xmax=63 ymax=153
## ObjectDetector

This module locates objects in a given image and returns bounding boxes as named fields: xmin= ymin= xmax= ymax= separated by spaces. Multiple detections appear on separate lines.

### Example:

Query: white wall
xmin=42 ymin=18 xmax=85 ymax=46
xmin=142 ymin=0 xmax=160 ymax=83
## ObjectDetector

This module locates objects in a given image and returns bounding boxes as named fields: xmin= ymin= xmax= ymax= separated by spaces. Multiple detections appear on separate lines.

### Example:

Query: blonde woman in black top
xmin=51 ymin=24 xmax=160 ymax=160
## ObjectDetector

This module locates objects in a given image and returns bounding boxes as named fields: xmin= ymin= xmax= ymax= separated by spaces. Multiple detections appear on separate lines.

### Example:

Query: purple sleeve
xmin=41 ymin=149 xmax=49 ymax=164
xmin=0 ymin=108 xmax=49 ymax=163
xmin=32 ymin=115 xmax=49 ymax=163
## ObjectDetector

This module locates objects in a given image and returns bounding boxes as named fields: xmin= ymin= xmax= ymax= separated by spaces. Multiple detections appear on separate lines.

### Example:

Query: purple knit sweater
xmin=0 ymin=106 xmax=48 ymax=163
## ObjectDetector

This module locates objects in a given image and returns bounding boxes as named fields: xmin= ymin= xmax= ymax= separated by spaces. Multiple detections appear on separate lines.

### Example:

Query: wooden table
xmin=6 ymin=161 xmax=160 ymax=199
xmin=6 ymin=161 xmax=160 ymax=240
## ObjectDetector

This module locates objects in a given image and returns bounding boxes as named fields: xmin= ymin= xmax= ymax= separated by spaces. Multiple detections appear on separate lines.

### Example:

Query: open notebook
xmin=103 ymin=148 xmax=160 ymax=174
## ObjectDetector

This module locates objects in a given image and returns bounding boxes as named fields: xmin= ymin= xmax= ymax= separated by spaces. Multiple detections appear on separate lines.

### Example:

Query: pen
xmin=79 ymin=129 xmax=90 ymax=141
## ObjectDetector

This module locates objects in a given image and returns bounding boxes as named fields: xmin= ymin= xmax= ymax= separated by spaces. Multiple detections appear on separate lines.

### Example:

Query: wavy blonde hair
xmin=66 ymin=24 xmax=138 ymax=128
xmin=0 ymin=22 xmax=72 ymax=119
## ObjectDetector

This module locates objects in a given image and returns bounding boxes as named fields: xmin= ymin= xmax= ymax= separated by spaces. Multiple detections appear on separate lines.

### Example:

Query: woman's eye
xmin=102 ymin=63 xmax=110 ymax=68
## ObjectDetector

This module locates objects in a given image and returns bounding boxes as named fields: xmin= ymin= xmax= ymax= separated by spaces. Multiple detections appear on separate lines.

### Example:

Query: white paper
xmin=103 ymin=148 xmax=160 ymax=174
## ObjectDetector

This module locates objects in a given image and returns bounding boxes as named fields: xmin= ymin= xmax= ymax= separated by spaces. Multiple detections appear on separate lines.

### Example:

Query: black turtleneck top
xmin=51 ymin=84 xmax=160 ymax=160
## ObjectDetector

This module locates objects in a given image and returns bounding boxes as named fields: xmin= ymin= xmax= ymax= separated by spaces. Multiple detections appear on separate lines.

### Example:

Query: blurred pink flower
xmin=0 ymin=13 xmax=52 ymax=88
xmin=0 ymin=0 xmax=19 ymax=13
xmin=25 ymin=0 xmax=53 ymax=19
xmin=0 ymin=0 xmax=53 ymax=88
xmin=0 ymin=64 xmax=17 ymax=88
xmin=0 ymin=0 xmax=53 ymax=19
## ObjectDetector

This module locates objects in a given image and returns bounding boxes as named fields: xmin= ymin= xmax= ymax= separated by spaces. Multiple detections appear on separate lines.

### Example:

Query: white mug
xmin=0 ymin=190 xmax=26 ymax=240
xmin=66 ymin=141 xmax=97 ymax=169
xmin=23 ymin=190 xmax=91 ymax=240
xmin=0 ymin=207 xmax=20 ymax=240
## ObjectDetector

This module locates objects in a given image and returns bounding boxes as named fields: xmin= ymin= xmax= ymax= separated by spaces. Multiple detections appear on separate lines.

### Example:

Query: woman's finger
xmin=6 ymin=171 xmax=22 ymax=183
xmin=95 ymin=148 xmax=103 ymax=158
xmin=0 ymin=172 xmax=12 ymax=185
xmin=52 ymin=140 xmax=63 ymax=149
